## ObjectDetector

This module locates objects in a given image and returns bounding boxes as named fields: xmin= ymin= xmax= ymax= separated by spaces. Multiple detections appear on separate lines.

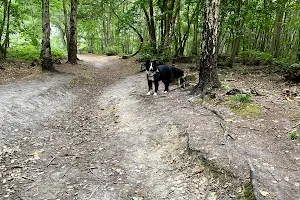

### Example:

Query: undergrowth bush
xmin=104 ymin=46 xmax=120 ymax=56
xmin=282 ymin=63 xmax=300 ymax=81
xmin=8 ymin=45 xmax=40 ymax=60
xmin=240 ymin=50 xmax=272 ymax=65
xmin=8 ymin=45 xmax=66 ymax=60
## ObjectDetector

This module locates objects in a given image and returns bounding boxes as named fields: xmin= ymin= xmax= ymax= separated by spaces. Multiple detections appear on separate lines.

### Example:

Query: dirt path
xmin=0 ymin=55 xmax=240 ymax=200
xmin=1 ymin=55 xmax=299 ymax=200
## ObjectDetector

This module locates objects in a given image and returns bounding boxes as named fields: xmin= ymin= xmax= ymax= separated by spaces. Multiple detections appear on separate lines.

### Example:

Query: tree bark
xmin=272 ymin=0 xmax=287 ymax=58
xmin=192 ymin=16 xmax=199 ymax=55
xmin=68 ymin=0 xmax=78 ymax=64
xmin=41 ymin=0 xmax=53 ymax=71
xmin=112 ymin=10 xmax=144 ymax=57
xmin=191 ymin=0 xmax=221 ymax=96
xmin=142 ymin=0 xmax=157 ymax=54
xmin=3 ymin=0 xmax=11 ymax=58
xmin=63 ymin=0 xmax=70 ymax=52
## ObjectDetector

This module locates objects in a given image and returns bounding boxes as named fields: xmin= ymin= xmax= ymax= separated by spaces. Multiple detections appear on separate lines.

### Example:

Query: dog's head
xmin=145 ymin=60 xmax=157 ymax=72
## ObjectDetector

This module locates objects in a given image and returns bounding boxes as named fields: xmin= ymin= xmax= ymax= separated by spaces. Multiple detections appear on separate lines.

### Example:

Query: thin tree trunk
xmin=3 ymin=0 xmax=11 ymax=58
xmin=63 ymin=0 xmax=70 ymax=52
xmin=226 ymin=0 xmax=244 ymax=67
xmin=42 ymin=0 xmax=53 ymax=70
xmin=191 ymin=0 xmax=221 ymax=96
xmin=272 ymin=0 xmax=287 ymax=58
xmin=112 ymin=11 xmax=144 ymax=57
xmin=68 ymin=0 xmax=77 ymax=64
xmin=142 ymin=0 xmax=157 ymax=54
xmin=107 ymin=12 xmax=111 ymax=45
xmin=0 ymin=0 xmax=7 ymax=42
xmin=0 ymin=0 xmax=8 ymax=58
xmin=192 ymin=17 xmax=199 ymax=55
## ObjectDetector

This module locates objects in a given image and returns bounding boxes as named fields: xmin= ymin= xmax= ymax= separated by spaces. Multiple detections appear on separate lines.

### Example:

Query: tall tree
xmin=0 ymin=0 xmax=12 ymax=59
xmin=63 ymin=0 xmax=70 ymax=52
xmin=68 ymin=0 xmax=78 ymax=64
xmin=272 ymin=0 xmax=288 ymax=57
xmin=226 ymin=0 xmax=246 ymax=67
xmin=41 ymin=0 xmax=53 ymax=70
xmin=191 ymin=0 xmax=221 ymax=96
xmin=142 ymin=0 xmax=157 ymax=54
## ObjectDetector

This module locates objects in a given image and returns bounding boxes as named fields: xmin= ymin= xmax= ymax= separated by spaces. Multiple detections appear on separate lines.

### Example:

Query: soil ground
xmin=0 ymin=54 xmax=299 ymax=200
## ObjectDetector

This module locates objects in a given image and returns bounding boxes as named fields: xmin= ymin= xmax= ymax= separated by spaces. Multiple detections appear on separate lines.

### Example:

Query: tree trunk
xmin=226 ymin=0 xmax=244 ymax=68
xmin=142 ymin=0 xmax=157 ymax=54
xmin=0 ymin=0 xmax=9 ymax=59
xmin=296 ymin=7 xmax=300 ymax=61
xmin=3 ymin=0 xmax=11 ymax=58
xmin=272 ymin=0 xmax=287 ymax=58
xmin=192 ymin=18 xmax=199 ymax=55
xmin=41 ymin=0 xmax=53 ymax=71
xmin=0 ymin=0 xmax=8 ymax=43
xmin=112 ymin=10 xmax=144 ymax=57
xmin=68 ymin=0 xmax=78 ymax=64
xmin=191 ymin=0 xmax=221 ymax=96
xmin=63 ymin=0 xmax=70 ymax=52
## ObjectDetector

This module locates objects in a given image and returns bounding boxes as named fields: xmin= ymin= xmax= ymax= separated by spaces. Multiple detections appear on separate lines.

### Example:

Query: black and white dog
xmin=145 ymin=60 xmax=185 ymax=95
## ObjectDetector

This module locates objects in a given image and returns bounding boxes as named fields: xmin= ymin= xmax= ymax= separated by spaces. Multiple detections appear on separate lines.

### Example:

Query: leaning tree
xmin=191 ymin=0 xmax=221 ymax=96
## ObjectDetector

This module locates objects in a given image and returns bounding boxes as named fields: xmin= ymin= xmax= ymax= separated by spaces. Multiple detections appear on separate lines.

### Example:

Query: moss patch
xmin=224 ymin=95 xmax=261 ymax=119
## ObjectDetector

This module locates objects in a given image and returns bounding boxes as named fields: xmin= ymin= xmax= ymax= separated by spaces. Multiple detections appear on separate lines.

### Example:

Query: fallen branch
xmin=22 ymin=176 xmax=35 ymax=182
xmin=47 ymin=156 xmax=56 ymax=167
xmin=291 ymin=122 xmax=300 ymax=130
xmin=201 ymin=100 xmax=234 ymax=140
xmin=248 ymin=159 xmax=264 ymax=200
xmin=86 ymin=185 xmax=100 ymax=200
xmin=220 ymin=122 xmax=234 ymax=140
xmin=286 ymin=122 xmax=300 ymax=134
xmin=62 ymin=164 xmax=74 ymax=178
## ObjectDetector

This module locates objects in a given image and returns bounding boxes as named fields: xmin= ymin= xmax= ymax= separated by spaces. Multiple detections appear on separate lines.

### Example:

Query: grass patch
xmin=232 ymin=93 xmax=253 ymax=103
xmin=290 ymin=114 xmax=300 ymax=122
xmin=225 ymin=94 xmax=261 ymax=119
xmin=194 ymin=98 xmax=203 ymax=105
xmin=242 ymin=183 xmax=255 ymax=200
xmin=289 ymin=131 xmax=299 ymax=140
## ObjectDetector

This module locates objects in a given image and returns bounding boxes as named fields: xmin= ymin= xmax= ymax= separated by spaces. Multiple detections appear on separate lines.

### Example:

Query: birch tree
xmin=68 ymin=0 xmax=78 ymax=64
xmin=41 ymin=0 xmax=53 ymax=70
xmin=192 ymin=0 xmax=221 ymax=96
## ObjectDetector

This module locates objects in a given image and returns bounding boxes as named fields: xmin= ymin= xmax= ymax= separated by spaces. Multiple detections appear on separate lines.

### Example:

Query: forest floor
xmin=0 ymin=54 xmax=299 ymax=200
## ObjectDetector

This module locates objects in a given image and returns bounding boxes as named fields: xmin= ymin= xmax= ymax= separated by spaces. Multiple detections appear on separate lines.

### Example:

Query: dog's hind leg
xmin=162 ymin=80 xmax=169 ymax=93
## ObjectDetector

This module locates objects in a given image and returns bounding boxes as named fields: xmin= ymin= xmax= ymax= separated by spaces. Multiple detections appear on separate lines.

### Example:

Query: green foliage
xmin=289 ymin=131 xmax=299 ymax=140
xmin=136 ymin=53 xmax=153 ymax=62
xmin=272 ymin=56 xmax=291 ymax=68
xmin=7 ymin=45 xmax=66 ymax=60
xmin=243 ymin=183 xmax=255 ymax=199
xmin=7 ymin=45 xmax=40 ymax=60
xmin=104 ymin=46 xmax=120 ymax=56
xmin=52 ymin=48 xmax=67 ymax=60
xmin=282 ymin=63 xmax=300 ymax=81
xmin=240 ymin=50 xmax=273 ymax=65
xmin=231 ymin=93 xmax=253 ymax=104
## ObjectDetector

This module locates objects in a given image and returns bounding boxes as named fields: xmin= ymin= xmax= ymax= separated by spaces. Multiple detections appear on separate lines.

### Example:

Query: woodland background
xmin=0 ymin=0 xmax=299 ymax=71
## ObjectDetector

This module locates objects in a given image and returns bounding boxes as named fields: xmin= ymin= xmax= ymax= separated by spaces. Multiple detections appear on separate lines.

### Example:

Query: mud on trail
xmin=0 ymin=54 xmax=299 ymax=199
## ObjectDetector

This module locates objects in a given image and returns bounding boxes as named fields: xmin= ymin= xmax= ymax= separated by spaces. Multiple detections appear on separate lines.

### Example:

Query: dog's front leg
xmin=146 ymin=79 xmax=153 ymax=95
